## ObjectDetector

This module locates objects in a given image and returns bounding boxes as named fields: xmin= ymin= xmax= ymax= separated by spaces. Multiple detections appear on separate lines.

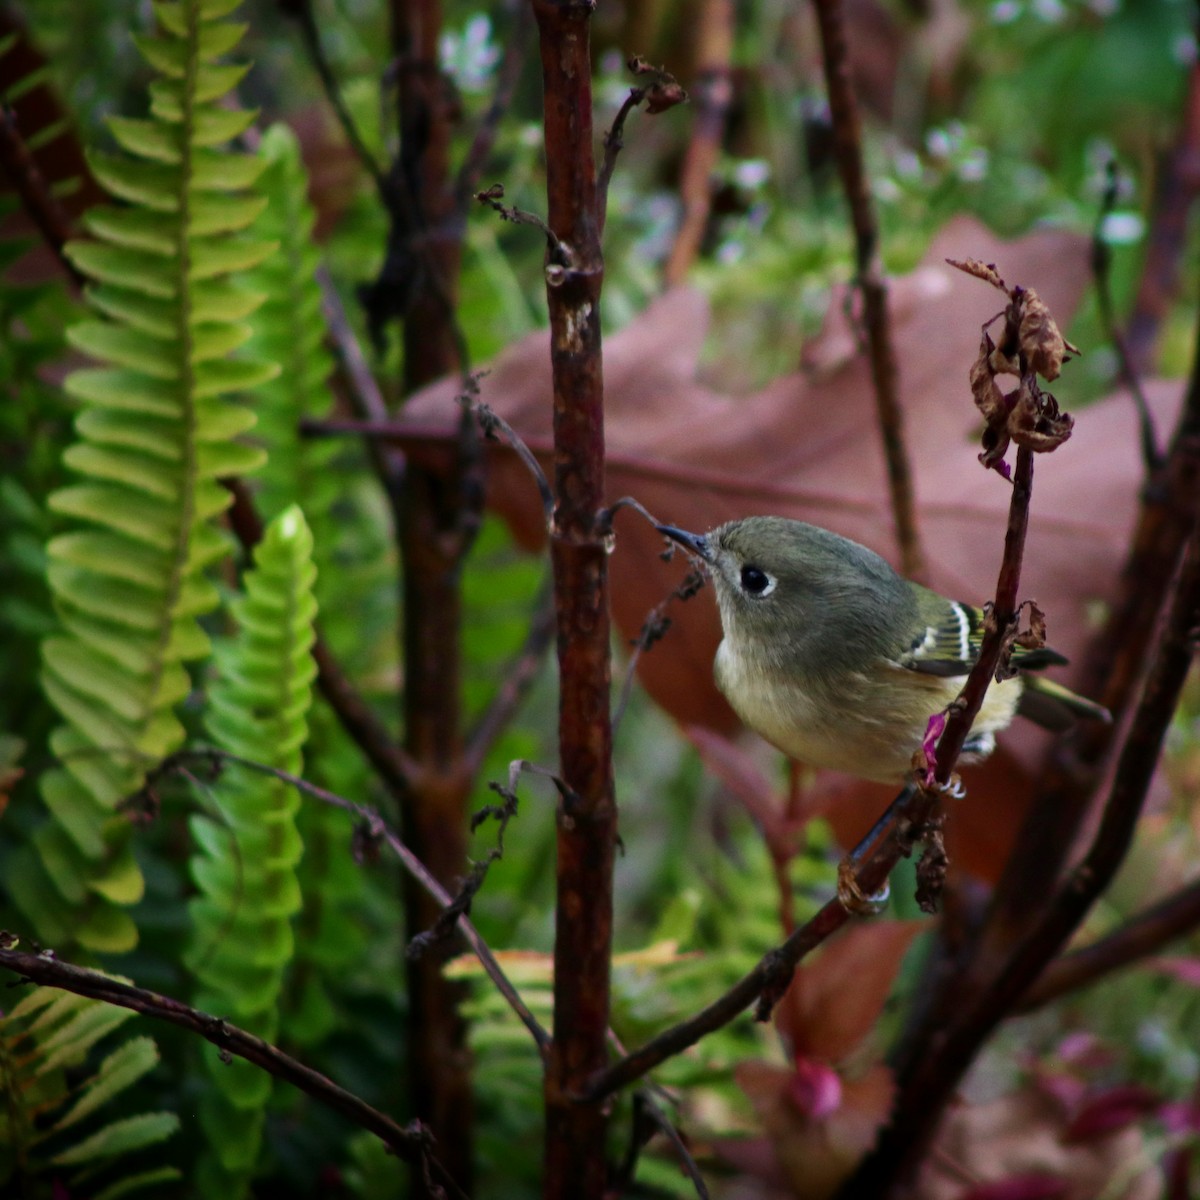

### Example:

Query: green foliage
xmin=239 ymin=122 xmax=338 ymax=534
xmin=0 ymin=983 xmax=179 ymax=1199
xmin=451 ymin=810 xmax=837 ymax=1197
xmin=12 ymin=0 xmax=277 ymax=954
xmin=186 ymin=505 xmax=318 ymax=1196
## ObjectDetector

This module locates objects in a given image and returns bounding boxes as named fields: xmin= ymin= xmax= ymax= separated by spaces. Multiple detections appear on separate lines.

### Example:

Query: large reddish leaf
xmin=775 ymin=920 xmax=927 ymax=1063
xmin=400 ymin=215 xmax=1182 ymax=876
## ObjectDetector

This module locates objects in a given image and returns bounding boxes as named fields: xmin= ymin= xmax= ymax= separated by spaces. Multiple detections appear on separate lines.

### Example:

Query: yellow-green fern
xmin=187 ymin=505 xmax=318 ymax=1196
xmin=12 ymin=0 xmax=278 ymax=954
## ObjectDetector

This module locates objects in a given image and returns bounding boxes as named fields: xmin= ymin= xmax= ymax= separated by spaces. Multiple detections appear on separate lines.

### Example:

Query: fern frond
xmin=0 ymin=984 xmax=179 ymax=1197
xmin=18 ymin=0 xmax=278 ymax=954
xmin=187 ymin=504 xmax=318 ymax=1197
xmin=240 ymin=123 xmax=338 ymax=530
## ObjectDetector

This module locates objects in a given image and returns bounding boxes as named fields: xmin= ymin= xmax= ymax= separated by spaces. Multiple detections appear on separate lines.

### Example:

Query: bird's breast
xmin=713 ymin=639 xmax=1023 ymax=784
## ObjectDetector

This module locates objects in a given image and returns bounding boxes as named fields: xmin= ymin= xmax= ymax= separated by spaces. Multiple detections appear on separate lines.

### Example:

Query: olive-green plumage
xmin=658 ymin=516 xmax=1108 ymax=784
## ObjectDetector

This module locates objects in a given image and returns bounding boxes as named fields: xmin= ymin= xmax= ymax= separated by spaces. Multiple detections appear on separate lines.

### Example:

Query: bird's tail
xmin=1018 ymin=675 xmax=1111 ymax=732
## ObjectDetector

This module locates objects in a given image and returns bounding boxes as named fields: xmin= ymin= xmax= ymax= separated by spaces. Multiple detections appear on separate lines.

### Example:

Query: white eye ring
xmin=739 ymin=565 xmax=776 ymax=597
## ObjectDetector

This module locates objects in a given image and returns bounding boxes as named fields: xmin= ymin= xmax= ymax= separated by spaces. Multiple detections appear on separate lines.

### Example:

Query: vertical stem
xmin=391 ymin=0 xmax=474 ymax=1193
xmin=811 ymin=0 xmax=925 ymax=582
xmin=531 ymin=2 xmax=617 ymax=1196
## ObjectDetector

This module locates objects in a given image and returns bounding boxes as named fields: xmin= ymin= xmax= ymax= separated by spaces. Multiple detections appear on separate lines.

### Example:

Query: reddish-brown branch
xmin=878 ymin=392 xmax=1200 ymax=1199
xmin=389 ymin=0 xmax=476 ymax=1190
xmin=811 ymin=0 xmax=924 ymax=582
xmin=583 ymin=782 xmax=939 ymax=1100
xmin=0 ymin=946 xmax=464 ymax=1199
xmin=1019 ymin=876 xmax=1200 ymax=1011
xmin=856 ymin=515 xmax=1200 ymax=1196
xmin=529 ymin=2 xmax=616 ymax=1196
xmin=931 ymin=446 xmax=1034 ymax=784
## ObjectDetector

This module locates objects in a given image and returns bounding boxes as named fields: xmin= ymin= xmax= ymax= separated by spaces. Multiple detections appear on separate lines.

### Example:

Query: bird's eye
xmin=740 ymin=565 xmax=775 ymax=596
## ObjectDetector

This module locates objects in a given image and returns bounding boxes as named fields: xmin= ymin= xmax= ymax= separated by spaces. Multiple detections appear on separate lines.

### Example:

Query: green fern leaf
xmin=187 ymin=504 xmax=319 ymax=1196
xmin=0 ymin=986 xmax=176 ymax=1195
xmin=25 ymin=0 xmax=278 ymax=953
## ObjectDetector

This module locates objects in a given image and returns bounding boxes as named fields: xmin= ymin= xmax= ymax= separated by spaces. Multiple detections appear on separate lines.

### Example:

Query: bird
xmin=656 ymin=516 xmax=1109 ymax=785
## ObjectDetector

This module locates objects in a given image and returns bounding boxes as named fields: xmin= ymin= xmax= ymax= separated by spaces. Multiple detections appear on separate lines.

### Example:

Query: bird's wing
xmin=897 ymin=592 xmax=1068 ymax=679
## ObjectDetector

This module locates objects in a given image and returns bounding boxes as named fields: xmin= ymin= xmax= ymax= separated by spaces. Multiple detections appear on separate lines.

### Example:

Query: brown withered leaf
xmin=775 ymin=920 xmax=927 ymax=1064
xmin=1018 ymin=286 xmax=1080 ymax=383
xmin=1010 ymin=378 xmax=1074 ymax=454
xmin=948 ymin=256 xmax=1008 ymax=292
xmin=397 ymin=215 xmax=1181 ymax=878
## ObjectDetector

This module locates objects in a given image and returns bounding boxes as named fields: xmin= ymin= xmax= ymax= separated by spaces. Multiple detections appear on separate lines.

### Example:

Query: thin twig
xmin=454 ymin=0 xmax=534 ymax=209
xmin=612 ymin=569 xmax=706 ymax=737
xmin=811 ymin=0 xmax=924 ymax=582
xmin=464 ymin=580 xmax=556 ymax=776
xmin=0 ymin=105 xmax=86 ymax=288
xmin=148 ymin=748 xmax=551 ymax=1055
xmin=316 ymin=264 xmax=391 ymax=425
xmin=456 ymin=379 xmax=556 ymax=529
xmin=581 ymin=778 xmax=938 ymax=1101
xmin=664 ymin=0 xmax=733 ymax=286
xmin=0 ymin=944 xmax=463 ymax=1198
xmin=1127 ymin=57 xmax=1200 ymax=374
xmin=282 ymin=0 xmax=388 ymax=196
xmin=597 ymin=58 xmax=687 ymax=236
xmin=475 ymin=183 xmax=567 ymax=258
xmin=1092 ymin=158 xmax=1160 ymax=470
xmin=1019 ymin=876 xmax=1200 ymax=1011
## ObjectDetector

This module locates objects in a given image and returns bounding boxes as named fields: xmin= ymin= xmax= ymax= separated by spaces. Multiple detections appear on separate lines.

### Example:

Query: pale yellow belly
xmin=714 ymin=641 xmax=1022 ymax=784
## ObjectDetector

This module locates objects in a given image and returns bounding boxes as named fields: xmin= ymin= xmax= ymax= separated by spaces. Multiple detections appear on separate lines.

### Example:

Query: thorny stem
xmin=811 ymin=0 xmax=924 ymax=582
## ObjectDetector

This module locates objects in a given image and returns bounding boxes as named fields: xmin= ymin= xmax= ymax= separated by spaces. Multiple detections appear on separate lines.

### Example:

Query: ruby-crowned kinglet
xmin=657 ymin=516 xmax=1109 ymax=784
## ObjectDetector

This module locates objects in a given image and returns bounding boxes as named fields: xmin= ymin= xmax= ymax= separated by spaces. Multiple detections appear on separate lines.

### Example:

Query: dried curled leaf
xmin=960 ymin=267 xmax=1076 ymax=472
xmin=1010 ymin=378 xmax=1074 ymax=454
xmin=626 ymin=56 xmax=688 ymax=113
xmin=1015 ymin=287 xmax=1079 ymax=383
xmin=947 ymin=257 xmax=1008 ymax=292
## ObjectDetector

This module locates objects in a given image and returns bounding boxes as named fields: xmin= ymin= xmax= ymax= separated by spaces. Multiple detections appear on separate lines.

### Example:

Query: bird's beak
xmin=655 ymin=524 xmax=713 ymax=563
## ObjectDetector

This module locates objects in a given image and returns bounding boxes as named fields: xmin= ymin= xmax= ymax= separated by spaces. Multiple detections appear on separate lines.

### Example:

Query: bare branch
xmin=145 ymin=748 xmax=551 ymax=1055
xmin=1019 ymin=876 xmax=1200 ymax=1011
xmin=464 ymin=581 xmax=556 ymax=775
xmin=0 ymin=106 xmax=86 ymax=288
xmin=811 ymin=0 xmax=923 ymax=581
xmin=0 ymin=943 xmax=464 ymax=1198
